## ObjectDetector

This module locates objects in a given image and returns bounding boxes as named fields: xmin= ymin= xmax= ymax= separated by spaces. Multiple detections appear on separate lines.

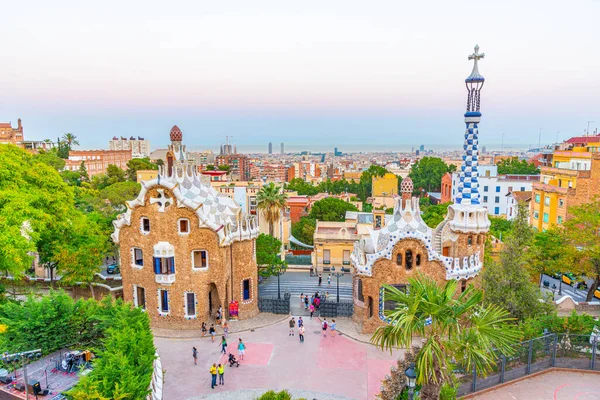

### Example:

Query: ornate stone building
xmin=351 ymin=46 xmax=491 ymax=333
xmin=112 ymin=126 xmax=260 ymax=329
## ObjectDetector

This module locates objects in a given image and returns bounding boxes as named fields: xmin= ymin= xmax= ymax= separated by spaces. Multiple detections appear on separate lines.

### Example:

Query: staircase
xmin=432 ymin=220 xmax=447 ymax=254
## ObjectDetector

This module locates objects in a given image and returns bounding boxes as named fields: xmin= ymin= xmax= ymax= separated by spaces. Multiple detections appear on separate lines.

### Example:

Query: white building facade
xmin=109 ymin=136 xmax=151 ymax=158
xmin=451 ymin=165 xmax=539 ymax=217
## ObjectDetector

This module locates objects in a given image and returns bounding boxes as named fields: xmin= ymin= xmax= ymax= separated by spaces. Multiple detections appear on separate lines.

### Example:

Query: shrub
xmin=520 ymin=311 xmax=598 ymax=340
xmin=256 ymin=390 xmax=293 ymax=400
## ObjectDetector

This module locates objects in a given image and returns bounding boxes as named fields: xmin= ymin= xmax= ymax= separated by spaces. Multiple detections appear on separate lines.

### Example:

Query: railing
xmin=457 ymin=333 xmax=599 ymax=397
xmin=155 ymin=274 xmax=176 ymax=285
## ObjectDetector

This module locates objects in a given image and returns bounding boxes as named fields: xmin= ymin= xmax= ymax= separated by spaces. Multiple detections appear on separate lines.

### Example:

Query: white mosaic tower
xmin=447 ymin=45 xmax=490 ymax=233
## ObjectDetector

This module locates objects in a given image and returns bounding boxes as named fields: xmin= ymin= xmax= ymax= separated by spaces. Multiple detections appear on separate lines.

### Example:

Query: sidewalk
xmin=189 ymin=389 xmax=354 ymax=400
xmin=153 ymin=312 xmax=289 ymax=339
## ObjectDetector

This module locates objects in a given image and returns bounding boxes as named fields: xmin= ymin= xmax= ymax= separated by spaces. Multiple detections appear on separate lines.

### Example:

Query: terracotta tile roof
xmin=565 ymin=135 xmax=600 ymax=144
xmin=508 ymin=191 xmax=532 ymax=202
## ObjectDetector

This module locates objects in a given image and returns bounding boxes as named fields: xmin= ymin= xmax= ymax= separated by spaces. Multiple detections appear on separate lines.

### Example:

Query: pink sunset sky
xmin=1 ymin=0 xmax=599 ymax=151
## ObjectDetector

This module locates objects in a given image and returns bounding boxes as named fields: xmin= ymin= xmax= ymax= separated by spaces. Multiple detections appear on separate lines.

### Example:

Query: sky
xmin=1 ymin=0 xmax=599 ymax=152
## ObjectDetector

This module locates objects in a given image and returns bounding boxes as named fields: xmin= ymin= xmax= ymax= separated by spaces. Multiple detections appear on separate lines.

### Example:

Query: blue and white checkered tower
xmin=456 ymin=45 xmax=485 ymax=206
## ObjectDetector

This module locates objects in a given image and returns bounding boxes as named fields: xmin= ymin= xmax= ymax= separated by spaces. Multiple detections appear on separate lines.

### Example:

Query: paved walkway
xmin=155 ymin=317 xmax=404 ymax=400
xmin=188 ymin=389 xmax=354 ymax=399
xmin=471 ymin=370 xmax=600 ymax=400
xmin=153 ymin=313 xmax=289 ymax=338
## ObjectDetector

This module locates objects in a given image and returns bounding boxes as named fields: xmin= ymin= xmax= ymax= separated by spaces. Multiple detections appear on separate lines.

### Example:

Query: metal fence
xmin=457 ymin=333 xmax=599 ymax=397
xmin=258 ymin=292 xmax=291 ymax=314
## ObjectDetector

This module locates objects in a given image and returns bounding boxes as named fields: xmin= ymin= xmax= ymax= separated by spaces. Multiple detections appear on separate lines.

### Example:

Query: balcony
xmin=155 ymin=274 xmax=176 ymax=285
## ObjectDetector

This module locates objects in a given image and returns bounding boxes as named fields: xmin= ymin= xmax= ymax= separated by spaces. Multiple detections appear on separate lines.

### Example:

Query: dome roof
xmin=170 ymin=125 xmax=182 ymax=142
xmin=401 ymin=177 xmax=413 ymax=193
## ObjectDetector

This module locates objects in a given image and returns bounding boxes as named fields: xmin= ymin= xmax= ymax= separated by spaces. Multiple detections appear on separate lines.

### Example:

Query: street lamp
xmin=558 ymin=273 xmax=563 ymax=296
xmin=405 ymin=362 xmax=417 ymax=400
xmin=330 ymin=266 xmax=344 ymax=303
xmin=551 ymin=284 xmax=557 ymax=301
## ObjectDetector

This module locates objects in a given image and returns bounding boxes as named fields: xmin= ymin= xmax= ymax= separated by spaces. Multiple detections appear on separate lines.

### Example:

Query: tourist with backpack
xmin=322 ymin=318 xmax=328 ymax=337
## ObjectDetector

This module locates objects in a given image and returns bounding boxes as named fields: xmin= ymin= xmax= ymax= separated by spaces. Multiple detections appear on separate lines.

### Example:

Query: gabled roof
xmin=506 ymin=190 xmax=532 ymax=202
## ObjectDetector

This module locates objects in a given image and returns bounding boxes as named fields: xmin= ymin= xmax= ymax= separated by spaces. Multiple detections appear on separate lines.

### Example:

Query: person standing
xmin=217 ymin=363 xmax=225 ymax=385
xmin=330 ymin=319 xmax=336 ymax=337
xmin=322 ymin=318 xmax=328 ymax=337
xmin=192 ymin=347 xmax=198 ymax=365
xmin=304 ymin=295 xmax=309 ymax=310
xmin=288 ymin=317 xmax=296 ymax=336
xmin=299 ymin=325 xmax=305 ymax=343
xmin=223 ymin=321 xmax=229 ymax=338
xmin=318 ymin=274 xmax=322 ymax=286
xmin=300 ymin=293 xmax=304 ymax=305
xmin=201 ymin=322 xmax=207 ymax=337
xmin=209 ymin=324 xmax=216 ymax=342
xmin=309 ymin=304 xmax=315 ymax=319
xmin=237 ymin=338 xmax=246 ymax=361
xmin=210 ymin=363 xmax=217 ymax=389
xmin=327 ymin=274 xmax=331 ymax=286
xmin=298 ymin=316 xmax=303 ymax=328
xmin=221 ymin=336 xmax=228 ymax=354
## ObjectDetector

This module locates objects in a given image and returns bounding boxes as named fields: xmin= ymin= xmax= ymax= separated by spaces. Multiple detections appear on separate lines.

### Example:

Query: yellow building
xmin=530 ymin=136 xmax=600 ymax=231
xmin=372 ymin=173 xmax=398 ymax=197
xmin=343 ymin=171 xmax=362 ymax=182
xmin=136 ymin=170 xmax=159 ymax=183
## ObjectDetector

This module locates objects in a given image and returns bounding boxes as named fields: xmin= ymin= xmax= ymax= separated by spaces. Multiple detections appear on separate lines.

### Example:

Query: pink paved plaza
xmin=154 ymin=317 xmax=404 ymax=400
xmin=471 ymin=370 xmax=600 ymax=400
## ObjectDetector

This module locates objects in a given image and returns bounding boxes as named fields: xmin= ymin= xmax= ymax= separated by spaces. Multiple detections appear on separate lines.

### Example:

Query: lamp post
xmin=558 ymin=273 xmax=563 ymax=296
xmin=330 ymin=266 xmax=344 ymax=303
xmin=405 ymin=362 xmax=417 ymax=400
xmin=551 ymin=284 xmax=557 ymax=301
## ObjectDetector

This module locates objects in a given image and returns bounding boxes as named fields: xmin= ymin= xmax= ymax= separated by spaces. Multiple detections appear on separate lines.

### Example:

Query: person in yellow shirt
xmin=217 ymin=363 xmax=225 ymax=385
xmin=209 ymin=363 xmax=217 ymax=389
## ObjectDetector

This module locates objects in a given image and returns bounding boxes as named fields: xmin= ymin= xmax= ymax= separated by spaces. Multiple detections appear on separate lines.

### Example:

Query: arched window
xmin=396 ymin=253 xmax=402 ymax=266
xmin=476 ymin=235 xmax=481 ymax=245
xmin=468 ymin=236 xmax=473 ymax=246
xmin=416 ymin=254 xmax=421 ymax=266
xmin=405 ymin=250 xmax=413 ymax=270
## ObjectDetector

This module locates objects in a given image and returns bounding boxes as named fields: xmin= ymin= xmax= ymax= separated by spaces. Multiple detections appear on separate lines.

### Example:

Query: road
xmin=539 ymin=273 xmax=593 ymax=302
xmin=259 ymin=270 xmax=353 ymax=300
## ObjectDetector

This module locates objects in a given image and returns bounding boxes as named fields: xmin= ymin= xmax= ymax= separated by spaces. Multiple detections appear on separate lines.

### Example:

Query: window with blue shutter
xmin=153 ymin=258 xmax=160 ymax=274
xmin=160 ymin=290 xmax=169 ymax=312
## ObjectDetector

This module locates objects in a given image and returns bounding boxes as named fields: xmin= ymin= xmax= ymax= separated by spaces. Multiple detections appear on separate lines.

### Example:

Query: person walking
xmin=209 ymin=324 xmax=216 ymax=342
xmin=210 ymin=363 xmax=217 ymax=389
xmin=299 ymin=325 xmax=305 ymax=343
xmin=288 ymin=317 xmax=296 ymax=336
xmin=330 ymin=319 xmax=336 ymax=337
xmin=327 ymin=274 xmax=331 ymax=286
xmin=223 ymin=321 xmax=229 ymax=338
xmin=217 ymin=363 xmax=225 ymax=385
xmin=322 ymin=318 xmax=328 ymax=337
xmin=318 ymin=274 xmax=322 ymax=286
xmin=309 ymin=304 xmax=315 ymax=319
xmin=192 ymin=347 xmax=198 ymax=365
xmin=300 ymin=293 xmax=304 ymax=305
xmin=304 ymin=295 xmax=309 ymax=310
xmin=237 ymin=338 xmax=246 ymax=361
xmin=221 ymin=336 xmax=228 ymax=354
xmin=201 ymin=322 xmax=207 ymax=337
xmin=298 ymin=316 xmax=303 ymax=328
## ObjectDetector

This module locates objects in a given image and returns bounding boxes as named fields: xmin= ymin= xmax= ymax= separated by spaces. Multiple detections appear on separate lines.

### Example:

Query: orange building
xmin=0 ymin=119 xmax=24 ymax=146
xmin=440 ymin=172 xmax=453 ymax=203
xmin=64 ymin=149 xmax=132 ymax=176
xmin=287 ymin=196 xmax=310 ymax=223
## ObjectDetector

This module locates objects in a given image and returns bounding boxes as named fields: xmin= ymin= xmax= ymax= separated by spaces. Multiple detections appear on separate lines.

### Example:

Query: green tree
xmin=99 ymin=181 xmax=141 ymax=214
xmin=256 ymin=234 xmax=288 ymax=278
xmin=62 ymin=132 xmax=80 ymax=149
xmin=91 ymin=165 xmax=127 ymax=190
xmin=409 ymin=157 xmax=455 ymax=192
xmin=308 ymin=197 xmax=358 ymax=222
xmin=372 ymin=275 xmax=520 ymax=400
xmin=562 ymin=199 xmax=600 ymax=301
xmin=291 ymin=217 xmax=316 ymax=246
xmin=496 ymin=158 xmax=539 ymax=175
xmin=257 ymin=183 xmax=288 ymax=236
xmin=79 ymin=161 xmax=90 ymax=182
xmin=33 ymin=148 xmax=65 ymax=171
xmin=527 ymin=228 xmax=568 ymax=286
xmin=488 ymin=216 xmax=514 ymax=240
xmin=205 ymin=164 xmax=215 ymax=171
xmin=286 ymin=178 xmax=319 ymax=196
xmin=125 ymin=157 xmax=158 ymax=181
xmin=360 ymin=165 xmax=389 ymax=198
xmin=218 ymin=164 xmax=231 ymax=173
xmin=421 ymin=203 xmax=450 ymax=228
xmin=482 ymin=202 xmax=552 ymax=320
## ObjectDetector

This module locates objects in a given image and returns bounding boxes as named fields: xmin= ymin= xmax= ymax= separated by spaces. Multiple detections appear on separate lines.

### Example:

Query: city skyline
xmin=1 ymin=0 xmax=599 ymax=150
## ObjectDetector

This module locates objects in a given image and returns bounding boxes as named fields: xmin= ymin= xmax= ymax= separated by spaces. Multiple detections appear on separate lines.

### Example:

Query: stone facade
xmin=113 ymin=126 xmax=259 ymax=330
xmin=0 ymin=119 xmax=24 ymax=146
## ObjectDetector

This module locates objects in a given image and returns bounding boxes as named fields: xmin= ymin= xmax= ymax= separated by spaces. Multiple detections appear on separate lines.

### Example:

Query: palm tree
xmin=62 ymin=133 xmax=80 ymax=149
xmin=372 ymin=275 xmax=520 ymax=400
xmin=256 ymin=183 xmax=288 ymax=236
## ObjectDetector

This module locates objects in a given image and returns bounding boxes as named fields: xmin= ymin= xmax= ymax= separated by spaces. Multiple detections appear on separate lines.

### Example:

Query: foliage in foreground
xmin=520 ymin=311 xmax=599 ymax=340
xmin=255 ymin=390 xmax=295 ymax=400
xmin=372 ymin=275 xmax=520 ymax=400
xmin=256 ymin=234 xmax=288 ymax=278
xmin=66 ymin=300 xmax=156 ymax=400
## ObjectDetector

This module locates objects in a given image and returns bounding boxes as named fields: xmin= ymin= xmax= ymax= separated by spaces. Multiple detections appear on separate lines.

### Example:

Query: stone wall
xmin=117 ymin=187 xmax=259 ymax=330
xmin=354 ymin=238 xmax=476 ymax=334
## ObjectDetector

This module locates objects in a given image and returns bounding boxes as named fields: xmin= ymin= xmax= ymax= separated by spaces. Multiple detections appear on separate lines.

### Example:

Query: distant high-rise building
xmin=220 ymin=136 xmax=234 ymax=155
xmin=419 ymin=144 xmax=425 ymax=152
xmin=334 ymin=147 xmax=342 ymax=157
xmin=280 ymin=142 xmax=284 ymax=154
xmin=268 ymin=142 xmax=273 ymax=154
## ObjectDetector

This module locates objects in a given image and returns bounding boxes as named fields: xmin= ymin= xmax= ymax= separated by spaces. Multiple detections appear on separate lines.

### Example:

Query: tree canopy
xmin=126 ymin=157 xmax=158 ymax=181
xmin=308 ymin=197 xmax=358 ymax=222
xmin=291 ymin=216 xmax=316 ymax=246
xmin=409 ymin=157 xmax=456 ymax=192
xmin=420 ymin=202 xmax=450 ymax=228
xmin=256 ymin=234 xmax=287 ymax=278
xmin=496 ymin=158 xmax=539 ymax=175
xmin=257 ymin=183 xmax=288 ymax=236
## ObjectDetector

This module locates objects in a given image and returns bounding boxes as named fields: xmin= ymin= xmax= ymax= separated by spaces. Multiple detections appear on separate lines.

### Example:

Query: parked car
xmin=561 ymin=273 xmax=578 ymax=286
xmin=107 ymin=264 xmax=120 ymax=275
xmin=595 ymin=288 xmax=600 ymax=300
